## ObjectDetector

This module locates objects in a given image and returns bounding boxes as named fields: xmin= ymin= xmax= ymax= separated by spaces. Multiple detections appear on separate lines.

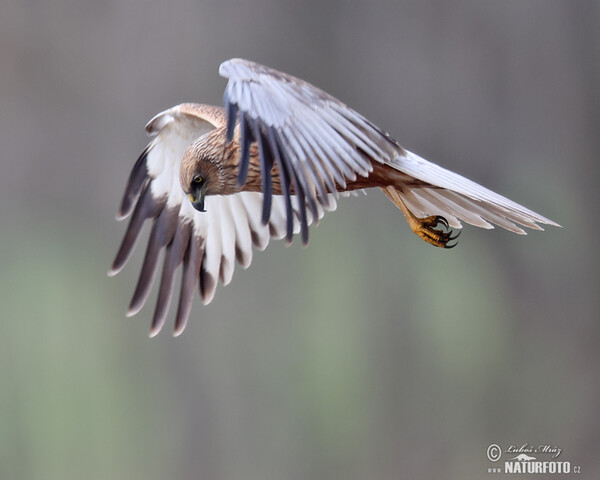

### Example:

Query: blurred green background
xmin=1 ymin=0 xmax=598 ymax=479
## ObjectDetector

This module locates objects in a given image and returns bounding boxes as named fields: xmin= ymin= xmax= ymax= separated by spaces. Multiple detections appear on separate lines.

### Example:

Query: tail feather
xmin=382 ymin=149 xmax=560 ymax=234
xmin=415 ymin=189 xmax=493 ymax=229
xmin=416 ymin=189 xmax=526 ymax=234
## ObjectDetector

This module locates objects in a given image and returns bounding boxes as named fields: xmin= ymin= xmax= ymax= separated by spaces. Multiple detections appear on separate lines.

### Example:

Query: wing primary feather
xmin=266 ymin=196 xmax=288 ymax=239
xmin=299 ymin=172 xmax=319 ymax=223
xmin=199 ymin=257 xmax=217 ymax=305
xmin=283 ymin=127 xmax=336 ymax=199
xmin=118 ymin=147 xmax=150 ymax=219
xmin=109 ymin=182 xmax=165 ymax=276
xmin=225 ymin=94 xmax=238 ymax=143
xmin=173 ymin=233 xmax=203 ymax=337
xmin=217 ymin=198 xmax=237 ymax=285
xmin=320 ymin=107 xmax=381 ymax=161
xmin=301 ymin=151 xmax=330 ymax=205
xmin=292 ymin=130 xmax=343 ymax=219
xmin=242 ymin=193 xmax=272 ymax=249
xmin=361 ymin=116 xmax=403 ymax=156
xmin=127 ymin=206 xmax=179 ymax=317
xmin=150 ymin=219 xmax=192 ymax=337
xmin=306 ymin=116 xmax=360 ymax=182
xmin=297 ymin=186 xmax=310 ymax=245
xmin=287 ymin=167 xmax=310 ymax=244
xmin=330 ymin=105 xmax=388 ymax=160
xmin=295 ymin=126 xmax=347 ymax=188
xmin=269 ymin=129 xmax=295 ymax=242
xmin=253 ymin=122 xmax=274 ymax=224
xmin=279 ymin=135 xmax=320 ymax=220
xmin=294 ymin=127 xmax=344 ymax=207
xmin=237 ymin=113 xmax=253 ymax=186
xmin=298 ymin=122 xmax=350 ymax=195
xmin=228 ymin=194 xmax=254 ymax=267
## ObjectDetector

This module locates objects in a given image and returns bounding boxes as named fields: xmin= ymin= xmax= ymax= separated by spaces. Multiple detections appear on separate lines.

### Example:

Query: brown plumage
xmin=181 ymin=127 xmax=418 ymax=196
xmin=111 ymin=58 xmax=559 ymax=336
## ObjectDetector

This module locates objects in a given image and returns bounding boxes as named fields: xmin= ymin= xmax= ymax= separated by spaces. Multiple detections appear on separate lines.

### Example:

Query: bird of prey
xmin=110 ymin=58 xmax=559 ymax=336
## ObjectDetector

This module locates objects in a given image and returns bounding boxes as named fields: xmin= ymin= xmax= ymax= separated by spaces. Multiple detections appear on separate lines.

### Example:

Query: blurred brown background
xmin=1 ymin=0 xmax=598 ymax=479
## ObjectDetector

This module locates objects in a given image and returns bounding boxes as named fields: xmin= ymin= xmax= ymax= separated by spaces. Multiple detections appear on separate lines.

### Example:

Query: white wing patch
xmin=111 ymin=104 xmax=337 ymax=336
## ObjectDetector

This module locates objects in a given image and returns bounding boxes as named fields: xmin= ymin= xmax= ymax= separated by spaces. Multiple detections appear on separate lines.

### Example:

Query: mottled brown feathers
xmin=180 ymin=125 xmax=406 ymax=199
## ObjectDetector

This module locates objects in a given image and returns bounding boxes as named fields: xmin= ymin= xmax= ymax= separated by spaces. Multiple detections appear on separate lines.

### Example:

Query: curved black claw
xmin=434 ymin=215 xmax=449 ymax=230
xmin=444 ymin=230 xmax=461 ymax=249
xmin=415 ymin=215 xmax=461 ymax=248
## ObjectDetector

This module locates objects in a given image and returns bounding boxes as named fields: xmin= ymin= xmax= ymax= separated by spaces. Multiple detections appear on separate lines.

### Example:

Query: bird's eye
xmin=193 ymin=175 xmax=204 ymax=184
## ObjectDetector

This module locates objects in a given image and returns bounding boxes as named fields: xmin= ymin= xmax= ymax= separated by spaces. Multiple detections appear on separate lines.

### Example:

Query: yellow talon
xmin=380 ymin=186 xmax=460 ymax=248
xmin=411 ymin=215 xmax=461 ymax=248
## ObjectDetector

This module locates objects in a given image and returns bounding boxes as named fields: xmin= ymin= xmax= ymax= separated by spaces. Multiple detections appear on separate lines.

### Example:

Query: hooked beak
xmin=188 ymin=184 xmax=208 ymax=212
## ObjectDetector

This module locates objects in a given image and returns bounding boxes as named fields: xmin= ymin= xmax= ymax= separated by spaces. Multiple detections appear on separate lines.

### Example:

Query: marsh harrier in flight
xmin=110 ymin=58 xmax=559 ymax=336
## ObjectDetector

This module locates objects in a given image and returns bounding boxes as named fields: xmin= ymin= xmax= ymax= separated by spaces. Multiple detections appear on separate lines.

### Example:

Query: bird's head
xmin=184 ymin=172 xmax=209 ymax=212
xmin=180 ymin=131 xmax=232 ymax=212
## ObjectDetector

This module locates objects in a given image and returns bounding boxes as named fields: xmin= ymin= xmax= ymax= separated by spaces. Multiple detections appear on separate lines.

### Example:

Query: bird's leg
xmin=381 ymin=187 xmax=460 ymax=248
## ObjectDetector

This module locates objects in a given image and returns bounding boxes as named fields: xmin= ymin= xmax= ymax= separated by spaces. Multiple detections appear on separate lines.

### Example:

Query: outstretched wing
xmin=220 ymin=58 xmax=559 ymax=238
xmin=219 ymin=58 xmax=402 ymax=244
xmin=110 ymin=103 xmax=336 ymax=336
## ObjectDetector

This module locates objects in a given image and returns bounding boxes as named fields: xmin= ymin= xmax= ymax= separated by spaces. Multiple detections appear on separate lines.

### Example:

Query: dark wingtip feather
xmin=260 ymin=185 xmax=273 ymax=225
xmin=127 ymin=206 xmax=179 ymax=317
xmin=253 ymin=123 xmax=274 ymax=225
xmin=199 ymin=263 xmax=217 ymax=305
xmin=303 ymin=189 xmax=319 ymax=225
xmin=237 ymin=114 xmax=253 ymax=186
xmin=118 ymin=148 xmax=150 ymax=219
xmin=127 ymin=234 xmax=161 ymax=317
xmin=149 ymin=264 xmax=177 ymax=335
xmin=110 ymin=183 xmax=164 ymax=276
xmin=298 ymin=192 xmax=310 ymax=245
xmin=225 ymin=96 xmax=238 ymax=143
xmin=268 ymin=128 xmax=295 ymax=242
xmin=286 ymin=167 xmax=309 ymax=245
xmin=235 ymin=244 xmax=252 ymax=269
xmin=149 ymin=220 xmax=191 ymax=336
xmin=174 ymin=235 xmax=202 ymax=336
